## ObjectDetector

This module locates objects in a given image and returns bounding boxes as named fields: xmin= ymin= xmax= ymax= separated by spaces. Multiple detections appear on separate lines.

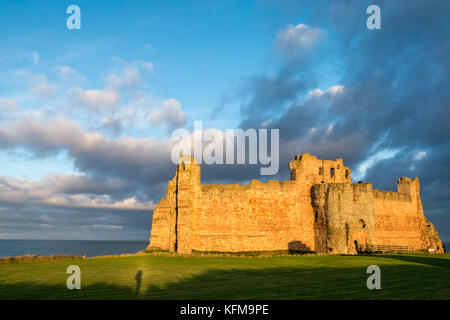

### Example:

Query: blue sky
xmin=0 ymin=0 xmax=294 ymax=120
xmin=0 ymin=0 xmax=328 ymax=181
xmin=0 ymin=0 xmax=309 ymax=178
xmin=0 ymin=0 xmax=449 ymax=241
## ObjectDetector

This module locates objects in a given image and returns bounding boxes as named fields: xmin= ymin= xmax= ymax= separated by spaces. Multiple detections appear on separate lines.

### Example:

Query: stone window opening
xmin=290 ymin=170 xmax=297 ymax=180
xmin=359 ymin=219 xmax=366 ymax=229
xmin=337 ymin=164 xmax=340 ymax=169
xmin=330 ymin=168 xmax=335 ymax=178
xmin=319 ymin=167 xmax=324 ymax=175
xmin=345 ymin=170 xmax=349 ymax=178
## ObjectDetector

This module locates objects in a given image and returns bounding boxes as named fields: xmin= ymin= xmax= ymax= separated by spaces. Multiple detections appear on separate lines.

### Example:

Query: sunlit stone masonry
xmin=147 ymin=153 xmax=443 ymax=255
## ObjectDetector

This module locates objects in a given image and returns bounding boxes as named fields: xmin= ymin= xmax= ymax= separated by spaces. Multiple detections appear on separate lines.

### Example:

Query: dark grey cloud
xmin=101 ymin=115 xmax=123 ymax=137
xmin=0 ymin=116 xmax=177 ymax=187
xmin=217 ymin=73 xmax=306 ymax=128
xmin=363 ymin=144 xmax=450 ymax=241
xmin=0 ymin=173 xmax=154 ymax=240
xmin=209 ymin=0 xmax=450 ymax=239
xmin=0 ymin=205 xmax=152 ymax=240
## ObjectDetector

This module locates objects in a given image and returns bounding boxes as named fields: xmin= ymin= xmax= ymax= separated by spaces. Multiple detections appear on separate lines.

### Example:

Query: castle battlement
xmin=289 ymin=153 xmax=352 ymax=184
xmin=148 ymin=153 xmax=442 ymax=254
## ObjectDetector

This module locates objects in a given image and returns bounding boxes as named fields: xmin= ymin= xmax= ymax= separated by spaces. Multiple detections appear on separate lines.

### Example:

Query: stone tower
xmin=173 ymin=155 xmax=201 ymax=254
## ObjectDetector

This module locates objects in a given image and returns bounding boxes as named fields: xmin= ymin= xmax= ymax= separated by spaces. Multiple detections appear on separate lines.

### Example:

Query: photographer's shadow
xmin=135 ymin=270 xmax=143 ymax=294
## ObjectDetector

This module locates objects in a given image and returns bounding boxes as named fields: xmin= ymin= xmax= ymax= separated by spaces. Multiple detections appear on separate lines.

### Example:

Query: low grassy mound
xmin=0 ymin=253 xmax=448 ymax=299
xmin=0 ymin=254 xmax=85 ymax=265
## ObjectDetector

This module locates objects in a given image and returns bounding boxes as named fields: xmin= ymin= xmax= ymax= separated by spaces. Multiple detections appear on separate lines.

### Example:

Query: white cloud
xmin=0 ymin=117 xmax=84 ymax=152
xmin=137 ymin=60 xmax=153 ymax=72
xmin=87 ymin=224 xmax=123 ymax=230
xmin=413 ymin=151 xmax=427 ymax=161
xmin=0 ymin=115 xmax=175 ymax=183
xmin=53 ymin=65 xmax=86 ymax=83
xmin=64 ymin=60 xmax=153 ymax=112
xmin=32 ymin=81 xmax=56 ymax=98
xmin=0 ymin=174 xmax=155 ymax=211
xmin=106 ymin=66 xmax=140 ymax=89
xmin=327 ymin=85 xmax=344 ymax=95
xmin=260 ymin=119 xmax=273 ymax=127
xmin=68 ymin=87 xmax=120 ymax=111
xmin=54 ymin=65 xmax=76 ymax=77
xmin=150 ymin=98 xmax=186 ymax=129
xmin=24 ymin=51 xmax=39 ymax=64
xmin=326 ymin=124 xmax=334 ymax=134
xmin=0 ymin=69 xmax=57 ymax=100
xmin=39 ymin=224 xmax=54 ymax=228
xmin=308 ymin=85 xmax=344 ymax=99
xmin=105 ymin=60 xmax=153 ymax=89
xmin=119 ymin=93 xmax=156 ymax=121
xmin=44 ymin=194 xmax=154 ymax=210
xmin=353 ymin=149 xmax=400 ymax=181
xmin=275 ymin=23 xmax=326 ymax=53
xmin=0 ymin=98 xmax=22 ymax=115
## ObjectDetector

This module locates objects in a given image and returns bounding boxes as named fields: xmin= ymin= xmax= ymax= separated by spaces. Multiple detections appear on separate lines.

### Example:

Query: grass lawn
xmin=0 ymin=253 xmax=449 ymax=299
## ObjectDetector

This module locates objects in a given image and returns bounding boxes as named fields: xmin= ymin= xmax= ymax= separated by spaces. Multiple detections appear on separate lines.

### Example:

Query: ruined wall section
xmin=147 ymin=156 xmax=201 ymax=253
xmin=289 ymin=153 xmax=353 ymax=252
xmin=311 ymin=183 xmax=376 ymax=254
xmin=373 ymin=177 xmax=443 ymax=251
xmin=175 ymin=156 xmax=202 ymax=254
xmin=183 ymin=153 xmax=352 ymax=253
xmin=190 ymin=179 xmax=315 ymax=252
xmin=289 ymin=153 xmax=352 ymax=185
xmin=147 ymin=176 xmax=177 ymax=251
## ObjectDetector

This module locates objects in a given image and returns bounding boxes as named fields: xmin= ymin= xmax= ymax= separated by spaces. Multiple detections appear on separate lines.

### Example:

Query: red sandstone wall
xmin=190 ymin=180 xmax=315 ymax=252
xmin=148 ymin=154 xmax=443 ymax=254
xmin=187 ymin=153 xmax=351 ymax=253
xmin=311 ymin=183 xmax=376 ymax=254
xmin=372 ymin=177 xmax=443 ymax=251
xmin=147 ymin=178 xmax=177 ymax=251
xmin=372 ymin=190 xmax=422 ymax=248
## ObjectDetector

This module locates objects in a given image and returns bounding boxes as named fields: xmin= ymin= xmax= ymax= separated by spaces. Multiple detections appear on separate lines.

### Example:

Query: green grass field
xmin=0 ymin=253 xmax=449 ymax=299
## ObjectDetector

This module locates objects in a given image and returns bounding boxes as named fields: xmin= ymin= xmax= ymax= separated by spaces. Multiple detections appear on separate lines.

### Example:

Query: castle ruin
xmin=147 ymin=153 xmax=443 ymax=254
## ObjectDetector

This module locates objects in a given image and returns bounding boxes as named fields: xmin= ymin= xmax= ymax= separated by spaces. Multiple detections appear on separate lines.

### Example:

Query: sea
xmin=0 ymin=240 xmax=448 ymax=258
xmin=0 ymin=240 xmax=149 ymax=258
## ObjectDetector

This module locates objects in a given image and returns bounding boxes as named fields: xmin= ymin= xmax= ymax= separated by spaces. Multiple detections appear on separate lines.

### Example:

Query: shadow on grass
xmin=380 ymin=255 xmax=450 ymax=268
xmin=135 ymin=270 xmax=143 ymax=294
xmin=1 ymin=263 xmax=449 ymax=300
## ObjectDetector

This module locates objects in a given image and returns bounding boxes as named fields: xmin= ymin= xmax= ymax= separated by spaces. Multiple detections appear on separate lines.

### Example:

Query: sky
xmin=0 ymin=0 xmax=449 ymax=241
